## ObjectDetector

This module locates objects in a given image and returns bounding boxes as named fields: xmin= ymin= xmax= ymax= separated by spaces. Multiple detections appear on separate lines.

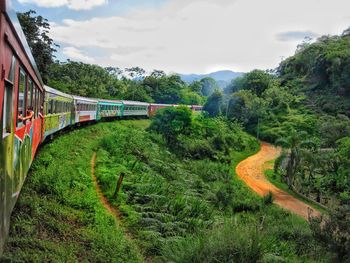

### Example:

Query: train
xmin=0 ymin=1 xmax=202 ymax=254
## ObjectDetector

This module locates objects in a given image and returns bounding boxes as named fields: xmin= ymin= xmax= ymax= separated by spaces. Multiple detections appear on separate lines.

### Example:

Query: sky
xmin=11 ymin=0 xmax=350 ymax=74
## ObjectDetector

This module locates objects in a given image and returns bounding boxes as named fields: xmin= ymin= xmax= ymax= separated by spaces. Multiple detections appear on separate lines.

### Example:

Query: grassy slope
xmin=95 ymin=120 xmax=329 ymax=262
xmin=1 ymin=122 xmax=143 ymax=262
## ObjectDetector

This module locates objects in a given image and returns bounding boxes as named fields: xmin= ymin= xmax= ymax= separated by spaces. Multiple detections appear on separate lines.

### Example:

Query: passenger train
xmin=0 ymin=1 xmax=202 ymax=254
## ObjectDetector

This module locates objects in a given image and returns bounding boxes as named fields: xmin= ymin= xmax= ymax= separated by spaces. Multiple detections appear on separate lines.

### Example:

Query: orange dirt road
xmin=236 ymin=142 xmax=320 ymax=220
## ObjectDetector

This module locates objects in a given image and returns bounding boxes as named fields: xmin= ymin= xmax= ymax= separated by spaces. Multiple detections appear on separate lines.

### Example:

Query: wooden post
xmin=113 ymin=172 xmax=125 ymax=199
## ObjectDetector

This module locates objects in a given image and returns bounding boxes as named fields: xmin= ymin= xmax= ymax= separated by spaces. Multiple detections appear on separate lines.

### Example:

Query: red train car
xmin=148 ymin=103 xmax=172 ymax=116
xmin=0 ymin=1 xmax=44 ymax=254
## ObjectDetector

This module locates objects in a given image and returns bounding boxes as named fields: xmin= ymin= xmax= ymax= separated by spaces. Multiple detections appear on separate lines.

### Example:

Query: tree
xmin=105 ymin=67 xmax=123 ymax=78
xmin=189 ymin=80 xmax=202 ymax=94
xmin=142 ymin=74 xmax=185 ymax=104
xmin=17 ymin=10 xmax=58 ymax=83
xmin=148 ymin=106 xmax=192 ymax=144
xmin=310 ymin=205 xmax=350 ymax=262
xmin=203 ymin=89 xmax=223 ymax=117
xmin=125 ymin=67 xmax=146 ymax=80
xmin=275 ymin=130 xmax=316 ymax=188
xmin=199 ymin=77 xmax=218 ymax=96
xmin=226 ymin=70 xmax=275 ymax=97
xmin=226 ymin=90 xmax=267 ymax=134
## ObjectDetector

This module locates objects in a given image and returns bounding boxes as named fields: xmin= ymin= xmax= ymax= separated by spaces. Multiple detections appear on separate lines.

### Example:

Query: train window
xmin=47 ymin=100 xmax=51 ymax=114
xmin=8 ymin=56 xmax=16 ymax=83
xmin=3 ymin=81 xmax=13 ymax=136
xmin=27 ymin=79 xmax=33 ymax=111
xmin=38 ymin=92 xmax=42 ymax=115
xmin=33 ymin=86 xmax=38 ymax=117
xmin=17 ymin=69 xmax=26 ymax=127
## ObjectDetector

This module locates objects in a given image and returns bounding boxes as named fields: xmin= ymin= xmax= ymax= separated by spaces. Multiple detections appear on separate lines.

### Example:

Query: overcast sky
xmin=12 ymin=0 xmax=350 ymax=74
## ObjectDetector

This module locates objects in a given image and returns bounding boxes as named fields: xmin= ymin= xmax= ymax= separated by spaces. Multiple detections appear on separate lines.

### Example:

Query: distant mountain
xmin=179 ymin=70 xmax=244 ymax=88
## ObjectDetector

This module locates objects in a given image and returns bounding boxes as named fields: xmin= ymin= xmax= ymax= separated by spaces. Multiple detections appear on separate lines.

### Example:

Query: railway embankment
xmin=1 ymin=121 xmax=143 ymax=262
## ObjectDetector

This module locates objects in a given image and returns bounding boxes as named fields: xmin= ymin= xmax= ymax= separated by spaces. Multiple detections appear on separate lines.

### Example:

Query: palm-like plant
xmin=275 ymin=130 xmax=316 ymax=188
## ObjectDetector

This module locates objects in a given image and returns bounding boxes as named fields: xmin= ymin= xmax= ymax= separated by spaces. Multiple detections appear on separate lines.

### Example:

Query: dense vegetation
xmin=47 ymin=62 xmax=205 ymax=105
xmin=202 ymin=30 xmax=350 ymax=261
xmin=204 ymin=29 xmax=350 ymax=208
xmin=93 ymin=113 xmax=330 ymax=262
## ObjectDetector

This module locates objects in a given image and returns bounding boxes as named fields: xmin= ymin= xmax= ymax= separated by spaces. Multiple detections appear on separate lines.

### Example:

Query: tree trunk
xmin=113 ymin=172 xmax=125 ymax=199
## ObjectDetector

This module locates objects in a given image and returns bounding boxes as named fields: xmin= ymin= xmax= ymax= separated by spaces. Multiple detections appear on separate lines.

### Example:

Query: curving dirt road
xmin=236 ymin=142 xmax=320 ymax=220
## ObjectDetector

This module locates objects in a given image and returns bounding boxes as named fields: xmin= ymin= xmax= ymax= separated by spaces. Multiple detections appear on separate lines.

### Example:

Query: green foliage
xmin=148 ymin=106 xmax=192 ymax=144
xmin=17 ymin=10 xmax=57 ymax=82
xmin=47 ymin=61 xmax=127 ymax=98
xmin=227 ymin=69 xmax=277 ymax=96
xmin=223 ymin=30 xmax=350 ymax=146
xmin=278 ymin=33 xmax=350 ymax=116
xmin=94 ymin=120 xmax=328 ymax=261
xmin=142 ymin=73 xmax=187 ymax=104
xmin=47 ymin=62 xmax=205 ymax=104
xmin=198 ymin=77 xmax=218 ymax=96
xmin=310 ymin=205 xmax=350 ymax=262
xmin=262 ymin=191 xmax=274 ymax=206
xmin=203 ymin=89 xmax=223 ymax=117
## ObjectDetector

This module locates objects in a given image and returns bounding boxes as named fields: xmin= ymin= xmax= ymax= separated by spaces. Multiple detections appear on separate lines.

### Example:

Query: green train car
xmin=97 ymin=99 xmax=124 ymax=120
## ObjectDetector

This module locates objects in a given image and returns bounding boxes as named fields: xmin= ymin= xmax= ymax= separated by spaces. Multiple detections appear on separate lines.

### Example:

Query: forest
xmin=2 ymin=9 xmax=349 ymax=263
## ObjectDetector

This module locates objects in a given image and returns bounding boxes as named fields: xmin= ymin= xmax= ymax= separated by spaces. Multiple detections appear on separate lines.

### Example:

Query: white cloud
xmin=63 ymin=46 xmax=95 ymax=63
xmin=18 ymin=0 xmax=107 ymax=10
xmin=51 ymin=0 xmax=350 ymax=73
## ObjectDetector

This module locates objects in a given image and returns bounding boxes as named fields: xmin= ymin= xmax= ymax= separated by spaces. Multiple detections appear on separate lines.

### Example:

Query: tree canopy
xmin=17 ymin=10 xmax=58 ymax=83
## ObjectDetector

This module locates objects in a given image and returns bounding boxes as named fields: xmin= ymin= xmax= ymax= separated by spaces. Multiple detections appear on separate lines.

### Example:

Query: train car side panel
xmin=0 ymin=6 xmax=44 ymax=254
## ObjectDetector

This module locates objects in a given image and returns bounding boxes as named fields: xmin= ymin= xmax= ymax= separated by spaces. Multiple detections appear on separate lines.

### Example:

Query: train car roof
xmin=149 ymin=103 xmax=172 ymax=107
xmin=121 ymin=100 xmax=150 ymax=106
xmin=44 ymin=85 xmax=74 ymax=100
xmin=73 ymin=95 xmax=98 ymax=103
xmin=2 ymin=0 xmax=44 ymax=87
xmin=98 ymin=99 xmax=123 ymax=104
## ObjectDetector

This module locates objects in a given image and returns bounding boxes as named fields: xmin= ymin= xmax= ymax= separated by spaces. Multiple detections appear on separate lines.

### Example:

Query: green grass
xmin=264 ymin=160 xmax=329 ymax=215
xmin=1 ymin=121 xmax=143 ymax=262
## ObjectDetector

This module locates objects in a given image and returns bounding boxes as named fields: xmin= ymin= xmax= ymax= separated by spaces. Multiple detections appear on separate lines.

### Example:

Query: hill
xmin=179 ymin=70 xmax=244 ymax=87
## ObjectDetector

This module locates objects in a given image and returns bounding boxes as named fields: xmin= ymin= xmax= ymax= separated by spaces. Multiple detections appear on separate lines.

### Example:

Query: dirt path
xmin=91 ymin=153 xmax=152 ymax=262
xmin=236 ymin=142 xmax=320 ymax=220
xmin=91 ymin=152 xmax=123 ymax=220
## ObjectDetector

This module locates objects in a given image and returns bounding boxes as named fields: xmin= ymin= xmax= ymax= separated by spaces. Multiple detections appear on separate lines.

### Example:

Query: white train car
xmin=122 ymin=100 xmax=149 ymax=117
xmin=73 ymin=95 xmax=98 ymax=123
